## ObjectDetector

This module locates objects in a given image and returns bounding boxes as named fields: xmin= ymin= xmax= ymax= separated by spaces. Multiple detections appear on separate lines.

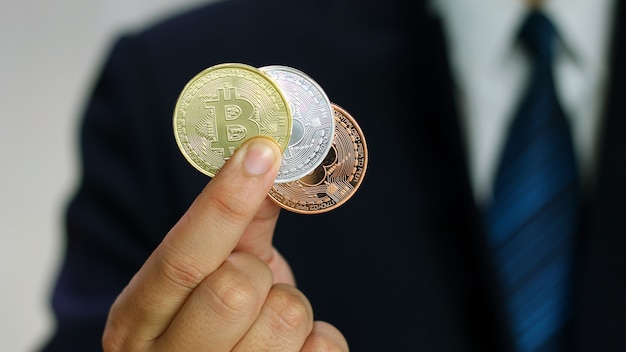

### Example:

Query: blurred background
xmin=0 ymin=0 xmax=210 ymax=350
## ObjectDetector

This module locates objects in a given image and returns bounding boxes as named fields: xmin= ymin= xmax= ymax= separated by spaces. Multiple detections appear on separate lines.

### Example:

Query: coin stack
xmin=173 ymin=63 xmax=368 ymax=214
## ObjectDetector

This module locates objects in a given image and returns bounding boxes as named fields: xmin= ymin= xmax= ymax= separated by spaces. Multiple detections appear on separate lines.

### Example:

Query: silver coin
xmin=260 ymin=65 xmax=334 ymax=183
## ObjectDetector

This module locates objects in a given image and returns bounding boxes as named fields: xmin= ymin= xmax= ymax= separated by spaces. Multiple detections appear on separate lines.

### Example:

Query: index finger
xmin=107 ymin=137 xmax=282 ymax=344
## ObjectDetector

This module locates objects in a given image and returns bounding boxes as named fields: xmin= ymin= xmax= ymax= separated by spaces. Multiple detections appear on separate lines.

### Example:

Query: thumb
xmin=230 ymin=141 xmax=295 ymax=285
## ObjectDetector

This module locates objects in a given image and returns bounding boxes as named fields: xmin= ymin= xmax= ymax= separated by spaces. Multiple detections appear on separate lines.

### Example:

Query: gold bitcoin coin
xmin=269 ymin=103 xmax=368 ymax=214
xmin=173 ymin=63 xmax=292 ymax=177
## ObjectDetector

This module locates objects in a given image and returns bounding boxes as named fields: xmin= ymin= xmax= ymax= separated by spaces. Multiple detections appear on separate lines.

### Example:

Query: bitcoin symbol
xmin=204 ymin=87 xmax=257 ymax=159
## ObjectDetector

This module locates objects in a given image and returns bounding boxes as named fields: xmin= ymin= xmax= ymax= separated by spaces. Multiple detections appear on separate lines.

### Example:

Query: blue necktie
xmin=485 ymin=10 xmax=580 ymax=352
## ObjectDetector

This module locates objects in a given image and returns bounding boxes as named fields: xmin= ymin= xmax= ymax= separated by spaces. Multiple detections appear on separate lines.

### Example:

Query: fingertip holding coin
xmin=173 ymin=63 xmax=368 ymax=214
xmin=242 ymin=137 xmax=282 ymax=176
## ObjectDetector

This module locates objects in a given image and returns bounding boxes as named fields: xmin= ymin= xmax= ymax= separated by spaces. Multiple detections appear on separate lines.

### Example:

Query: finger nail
xmin=243 ymin=138 xmax=280 ymax=176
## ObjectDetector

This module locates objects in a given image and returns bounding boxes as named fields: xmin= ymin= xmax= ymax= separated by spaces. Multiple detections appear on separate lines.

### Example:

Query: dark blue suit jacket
xmin=41 ymin=0 xmax=626 ymax=350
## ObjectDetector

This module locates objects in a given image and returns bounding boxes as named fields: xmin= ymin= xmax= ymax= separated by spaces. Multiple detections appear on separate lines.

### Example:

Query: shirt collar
xmin=545 ymin=0 xmax=615 ymax=78
xmin=430 ymin=0 xmax=616 ymax=83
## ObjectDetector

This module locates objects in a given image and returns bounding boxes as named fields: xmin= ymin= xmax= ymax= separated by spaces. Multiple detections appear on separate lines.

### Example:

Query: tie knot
xmin=518 ymin=10 xmax=557 ymax=63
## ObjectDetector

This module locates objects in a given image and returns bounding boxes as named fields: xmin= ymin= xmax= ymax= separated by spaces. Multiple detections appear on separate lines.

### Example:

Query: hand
xmin=102 ymin=138 xmax=349 ymax=351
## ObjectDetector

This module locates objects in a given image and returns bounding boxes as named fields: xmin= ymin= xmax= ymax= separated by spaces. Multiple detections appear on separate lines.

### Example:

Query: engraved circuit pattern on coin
xmin=260 ymin=65 xmax=335 ymax=183
xmin=173 ymin=63 xmax=292 ymax=177
xmin=268 ymin=103 xmax=368 ymax=214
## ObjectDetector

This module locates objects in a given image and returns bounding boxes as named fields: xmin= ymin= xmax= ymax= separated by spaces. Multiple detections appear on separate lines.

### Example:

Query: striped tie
xmin=485 ymin=10 xmax=580 ymax=352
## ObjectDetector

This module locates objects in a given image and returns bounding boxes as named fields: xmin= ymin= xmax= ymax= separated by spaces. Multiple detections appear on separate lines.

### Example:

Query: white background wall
xmin=0 ymin=0 xmax=210 ymax=350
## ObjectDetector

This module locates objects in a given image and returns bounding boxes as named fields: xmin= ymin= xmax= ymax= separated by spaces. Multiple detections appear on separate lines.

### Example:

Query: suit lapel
xmin=574 ymin=0 xmax=626 ymax=350
xmin=417 ymin=12 xmax=516 ymax=351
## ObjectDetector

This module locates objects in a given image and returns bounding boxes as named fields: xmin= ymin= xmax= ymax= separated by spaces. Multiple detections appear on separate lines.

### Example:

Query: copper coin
xmin=269 ymin=103 xmax=368 ymax=214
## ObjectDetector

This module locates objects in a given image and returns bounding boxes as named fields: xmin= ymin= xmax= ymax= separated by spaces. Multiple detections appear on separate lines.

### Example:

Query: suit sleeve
xmin=40 ymin=34 xmax=188 ymax=351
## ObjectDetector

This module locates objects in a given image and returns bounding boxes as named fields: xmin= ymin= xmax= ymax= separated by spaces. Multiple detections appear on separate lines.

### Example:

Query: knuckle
xmin=102 ymin=312 xmax=138 ymax=352
xmin=202 ymin=264 xmax=263 ymax=320
xmin=157 ymin=244 xmax=205 ymax=291
xmin=266 ymin=284 xmax=313 ymax=333
xmin=101 ymin=326 xmax=122 ymax=352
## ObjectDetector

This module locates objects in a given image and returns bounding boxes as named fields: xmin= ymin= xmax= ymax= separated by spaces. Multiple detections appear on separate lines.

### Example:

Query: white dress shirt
xmin=430 ymin=0 xmax=616 ymax=205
